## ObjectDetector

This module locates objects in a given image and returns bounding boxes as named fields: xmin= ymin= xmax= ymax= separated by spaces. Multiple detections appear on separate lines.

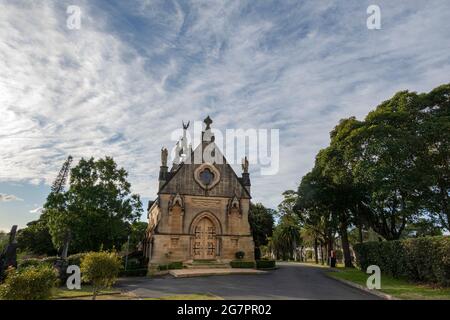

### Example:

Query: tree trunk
xmin=320 ymin=242 xmax=325 ymax=265
xmin=92 ymin=287 xmax=98 ymax=300
xmin=358 ymin=221 xmax=363 ymax=244
xmin=314 ymin=238 xmax=319 ymax=264
xmin=327 ymin=238 xmax=333 ymax=266
xmin=339 ymin=223 xmax=353 ymax=268
xmin=358 ymin=227 xmax=363 ymax=244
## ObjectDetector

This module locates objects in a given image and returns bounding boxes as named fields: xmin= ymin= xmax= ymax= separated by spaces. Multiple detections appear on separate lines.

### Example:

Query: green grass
xmin=52 ymin=286 xmax=121 ymax=299
xmin=295 ymin=261 xmax=345 ymax=268
xmin=145 ymin=293 xmax=223 ymax=300
xmin=328 ymin=268 xmax=450 ymax=300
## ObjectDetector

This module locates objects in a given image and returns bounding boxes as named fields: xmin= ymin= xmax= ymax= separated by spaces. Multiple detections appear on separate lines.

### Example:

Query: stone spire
xmin=241 ymin=156 xmax=251 ymax=195
xmin=159 ymin=147 xmax=169 ymax=190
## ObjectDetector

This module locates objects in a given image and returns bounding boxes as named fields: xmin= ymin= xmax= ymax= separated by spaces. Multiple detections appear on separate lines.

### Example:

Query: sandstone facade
xmin=143 ymin=117 xmax=255 ymax=265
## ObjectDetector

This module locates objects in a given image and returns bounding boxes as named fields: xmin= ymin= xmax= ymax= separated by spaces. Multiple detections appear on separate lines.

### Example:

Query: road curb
xmin=326 ymin=274 xmax=399 ymax=300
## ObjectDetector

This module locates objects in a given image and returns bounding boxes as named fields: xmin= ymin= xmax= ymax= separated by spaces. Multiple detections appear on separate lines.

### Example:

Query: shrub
xmin=41 ymin=256 xmax=59 ymax=265
xmin=235 ymin=251 xmax=245 ymax=260
xmin=67 ymin=253 xmax=87 ymax=266
xmin=168 ymin=261 xmax=183 ymax=270
xmin=158 ymin=264 xmax=168 ymax=271
xmin=120 ymin=258 xmax=148 ymax=277
xmin=80 ymin=251 xmax=121 ymax=299
xmin=256 ymin=260 xmax=276 ymax=269
xmin=18 ymin=258 xmax=42 ymax=269
xmin=354 ymin=236 xmax=450 ymax=286
xmin=230 ymin=260 xmax=255 ymax=268
xmin=0 ymin=265 xmax=58 ymax=300
xmin=335 ymin=249 xmax=343 ymax=262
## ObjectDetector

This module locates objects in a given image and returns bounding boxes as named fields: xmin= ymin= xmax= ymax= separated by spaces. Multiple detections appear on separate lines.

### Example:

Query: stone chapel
xmin=142 ymin=116 xmax=255 ymax=266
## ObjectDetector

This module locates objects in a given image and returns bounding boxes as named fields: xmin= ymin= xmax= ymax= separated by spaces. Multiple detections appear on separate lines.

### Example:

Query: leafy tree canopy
xmin=45 ymin=157 xmax=143 ymax=253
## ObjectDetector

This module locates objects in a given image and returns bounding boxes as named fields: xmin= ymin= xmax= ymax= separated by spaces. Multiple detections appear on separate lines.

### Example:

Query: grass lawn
xmin=145 ymin=293 xmax=223 ymax=300
xmin=328 ymin=268 xmax=450 ymax=300
xmin=52 ymin=286 xmax=121 ymax=299
xmin=298 ymin=261 xmax=345 ymax=268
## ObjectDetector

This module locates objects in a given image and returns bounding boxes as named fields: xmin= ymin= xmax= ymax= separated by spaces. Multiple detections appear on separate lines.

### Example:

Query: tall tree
xmin=16 ymin=220 xmax=56 ymax=256
xmin=349 ymin=91 xmax=427 ymax=240
xmin=296 ymin=169 xmax=338 ymax=265
xmin=418 ymin=84 xmax=450 ymax=231
xmin=127 ymin=221 xmax=148 ymax=252
xmin=45 ymin=157 xmax=143 ymax=253
xmin=271 ymin=214 xmax=301 ymax=260
xmin=248 ymin=203 xmax=275 ymax=259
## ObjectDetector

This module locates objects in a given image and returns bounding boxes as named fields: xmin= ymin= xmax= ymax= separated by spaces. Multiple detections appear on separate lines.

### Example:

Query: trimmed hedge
xmin=354 ymin=236 xmax=450 ymax=286
xmin=256 ymin=260 xmax=276 ymax=269
xmin=230 ymin=260 xmax=255 ymax=268
xmin=168 ymin=261 xmax=183 ymax=270
xmin=157 ymin=261 xmax=183 ymax=271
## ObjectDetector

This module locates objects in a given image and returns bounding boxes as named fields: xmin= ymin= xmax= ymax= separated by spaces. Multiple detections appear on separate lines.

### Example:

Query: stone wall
xmin=147 ymin=194 xmax=255 ymax=264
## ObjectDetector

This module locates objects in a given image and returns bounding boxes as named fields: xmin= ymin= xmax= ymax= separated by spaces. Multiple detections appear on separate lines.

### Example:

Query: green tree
xmin=271 ymin=214 xmax=301 ymax=261
xmin=45 ymin=157 xmax=143 ymax=253
xmin=16 ymin=219 xmax=56 ymax=256
xmin=349 ymin=91 xmax=428 ymax=240
xmin=127 ymin=221 xmax=148 ymax=251
xmin=248 ymin=203 xmax=275 ymax=259
xmin=80 ymin=251 xmax=121 ymax=300
xmin=402 ymin=218 xmax=443 ymax=238
xmin=418 ymin=84 xmax=450 ymax=231
xmin=296 ymin=168 xmax=339 ymax=265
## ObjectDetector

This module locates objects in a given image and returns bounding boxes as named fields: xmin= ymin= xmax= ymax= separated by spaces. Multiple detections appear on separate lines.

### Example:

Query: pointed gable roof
xmin=159 ymin=141 xmax=251 ymax=199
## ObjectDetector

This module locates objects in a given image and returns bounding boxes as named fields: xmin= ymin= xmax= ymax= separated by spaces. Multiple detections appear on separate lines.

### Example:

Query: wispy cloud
xmin=0 ymin=1 xmax=449 ymax=208
xmin=0 ymin=194 xmax=23 ymax=202
xmin=29 ymin=207 xmax=43 ymax=214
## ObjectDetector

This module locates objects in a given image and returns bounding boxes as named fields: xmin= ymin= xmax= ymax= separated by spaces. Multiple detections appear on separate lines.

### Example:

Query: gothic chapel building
xmin=143 ymin=117 xmax=255 ymax=266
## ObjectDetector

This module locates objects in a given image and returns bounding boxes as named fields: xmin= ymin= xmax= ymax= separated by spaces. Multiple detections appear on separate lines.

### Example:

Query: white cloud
xmin=29 ymin=206 xmax=43 ymax=214
xmin=0 ymin=1 xmax=449 ymax=209
xmin=0 ymin=194 xmax=23 ymax=202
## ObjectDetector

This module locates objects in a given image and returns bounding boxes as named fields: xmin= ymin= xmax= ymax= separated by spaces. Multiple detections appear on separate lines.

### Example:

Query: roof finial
xmin=204 ymin=115 xmax=213 ymax=130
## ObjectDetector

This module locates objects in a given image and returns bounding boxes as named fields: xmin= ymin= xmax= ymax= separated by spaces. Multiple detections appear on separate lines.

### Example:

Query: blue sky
xmin=1 ymin=0 xmax=450 ymax=231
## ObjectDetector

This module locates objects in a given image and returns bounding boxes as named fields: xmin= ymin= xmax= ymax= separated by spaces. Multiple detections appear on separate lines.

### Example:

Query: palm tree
xmin=272 ymin=214 xmax=301 ymax=260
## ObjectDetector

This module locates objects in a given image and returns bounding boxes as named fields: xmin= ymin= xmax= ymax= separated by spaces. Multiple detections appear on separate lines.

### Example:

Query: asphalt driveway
xmin=117 ymin=262 xmax=380 ymax=300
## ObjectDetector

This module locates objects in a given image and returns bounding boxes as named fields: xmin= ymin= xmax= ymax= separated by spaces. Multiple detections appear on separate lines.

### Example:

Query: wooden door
xmin=193 ymin=217 xmax=216 ymax=260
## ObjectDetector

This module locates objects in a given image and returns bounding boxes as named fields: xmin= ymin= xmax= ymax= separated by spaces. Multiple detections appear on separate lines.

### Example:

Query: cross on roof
xmin=204 ymin=115 xmax=213 ymax=130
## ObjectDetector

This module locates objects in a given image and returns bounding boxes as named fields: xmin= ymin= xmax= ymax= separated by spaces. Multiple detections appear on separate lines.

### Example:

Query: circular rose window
xmin=194 ymin=164 xmax=220 ymax=190
xmin=199 ymin=168 xmax=214 ymax=186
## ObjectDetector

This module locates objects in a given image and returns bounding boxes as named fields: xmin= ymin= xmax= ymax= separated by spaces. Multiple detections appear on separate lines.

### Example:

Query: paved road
xmin=117 ymin=262 xmax=380 ymax=300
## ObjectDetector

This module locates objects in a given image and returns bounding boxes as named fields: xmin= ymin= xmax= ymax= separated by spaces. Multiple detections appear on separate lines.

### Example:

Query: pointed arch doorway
xmin=193 ymin=217 xmax=216 ymax=260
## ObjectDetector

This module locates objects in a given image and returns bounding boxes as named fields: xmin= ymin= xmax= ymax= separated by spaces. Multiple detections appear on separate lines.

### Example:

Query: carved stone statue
xmin=242 ymin=156 xmax=249 ymax=173
xmin=161 ymin=147 xmax=168 ymax=167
